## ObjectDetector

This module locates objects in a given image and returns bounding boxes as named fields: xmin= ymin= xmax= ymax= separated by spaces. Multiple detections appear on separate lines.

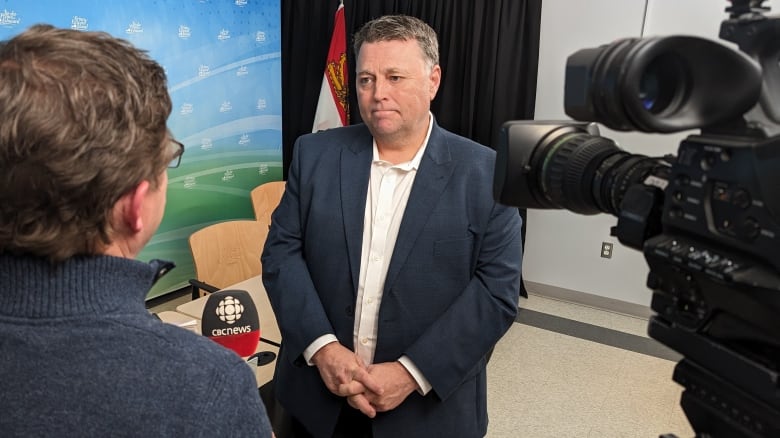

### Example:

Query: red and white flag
xmin=312 ymin=2 xmax=349 ymax=132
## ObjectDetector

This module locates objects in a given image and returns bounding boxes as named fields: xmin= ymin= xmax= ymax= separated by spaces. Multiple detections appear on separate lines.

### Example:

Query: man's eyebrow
xmin=358 ymin=67 xmax=406 ymax=75
xmin=384 ymin=67 xmax=405 ymax=75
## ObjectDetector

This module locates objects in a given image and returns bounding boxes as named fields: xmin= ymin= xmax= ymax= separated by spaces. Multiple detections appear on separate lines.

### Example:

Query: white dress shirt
xmin=303 ymin=115 xmax=435 ymax=395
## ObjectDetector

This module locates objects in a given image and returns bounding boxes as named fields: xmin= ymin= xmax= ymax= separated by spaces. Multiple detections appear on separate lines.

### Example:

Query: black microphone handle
xmin=260 ymin=337 xmax=281 ymax=348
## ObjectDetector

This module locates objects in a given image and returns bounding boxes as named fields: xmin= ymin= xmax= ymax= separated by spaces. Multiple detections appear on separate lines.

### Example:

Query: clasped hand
xmin=311 ymin=342 xmax=418 ymax=417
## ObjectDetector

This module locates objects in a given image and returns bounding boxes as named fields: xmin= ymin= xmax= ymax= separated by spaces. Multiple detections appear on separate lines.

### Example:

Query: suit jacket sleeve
xmin=260 ymin=134 xmax=336 ymax=361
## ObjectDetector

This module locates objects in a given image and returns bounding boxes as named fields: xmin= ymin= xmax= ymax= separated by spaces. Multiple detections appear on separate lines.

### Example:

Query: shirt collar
xmin=0 ymin=253 xmax=163 ymax=317
xmin=371 ymin=112 xmax=434 ymax=171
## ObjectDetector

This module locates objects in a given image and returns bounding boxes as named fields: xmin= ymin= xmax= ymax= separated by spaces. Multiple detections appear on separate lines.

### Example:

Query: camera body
xmin=494 ymin=1 xmax=780 ymax=436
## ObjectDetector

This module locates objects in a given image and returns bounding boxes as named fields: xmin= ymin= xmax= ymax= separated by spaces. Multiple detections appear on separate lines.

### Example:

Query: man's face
xmin=356 ymin=39 xmax=441 ymax=145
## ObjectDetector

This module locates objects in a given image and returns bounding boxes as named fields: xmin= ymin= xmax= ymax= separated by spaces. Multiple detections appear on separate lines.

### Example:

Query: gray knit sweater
xmin=0 ymin=254 xmax=272 ymax=437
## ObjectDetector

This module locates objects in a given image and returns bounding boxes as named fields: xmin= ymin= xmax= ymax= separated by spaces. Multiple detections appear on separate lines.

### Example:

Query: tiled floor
xmin=486 ymin=294 xmax=693 ymax=437
xmin=148 ymin=292 xmax=695 ymax=437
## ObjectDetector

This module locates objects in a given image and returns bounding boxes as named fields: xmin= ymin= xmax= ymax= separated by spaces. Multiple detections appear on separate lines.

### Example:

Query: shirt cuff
xmin=302 ymin=334 xmax=339 ymax=366
xmin=398 ymin=355 xmax=432 ymax=396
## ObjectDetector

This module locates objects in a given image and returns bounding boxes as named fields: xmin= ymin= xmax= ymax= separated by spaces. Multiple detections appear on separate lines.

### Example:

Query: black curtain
xmin=282 ymin=0 xmax=541 ymax=168
xmin=281 ymin=0 xmax=541 ymax=297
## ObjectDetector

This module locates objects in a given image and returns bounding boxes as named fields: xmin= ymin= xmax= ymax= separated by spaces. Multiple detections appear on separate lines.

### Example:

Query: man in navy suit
xmin=262 ymin=14 xmax=523 ymax=438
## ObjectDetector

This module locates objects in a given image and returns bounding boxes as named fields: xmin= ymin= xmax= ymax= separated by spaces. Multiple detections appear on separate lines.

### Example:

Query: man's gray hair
xmin=353 ymin=15 xmax=439 ymax=69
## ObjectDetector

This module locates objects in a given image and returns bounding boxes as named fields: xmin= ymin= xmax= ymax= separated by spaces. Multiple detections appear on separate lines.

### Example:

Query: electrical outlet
xmin=601 ymin=242 xmax=613 ymax=259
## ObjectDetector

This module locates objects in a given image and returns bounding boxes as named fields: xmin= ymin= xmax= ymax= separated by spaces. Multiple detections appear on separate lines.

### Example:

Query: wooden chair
xmin=250 ymin=181 xmax=286 ymax=229
xmin=190 ymin=219 xmax=286 ymax=433
xmin=188 ymin=220 xmax=268 ymax=300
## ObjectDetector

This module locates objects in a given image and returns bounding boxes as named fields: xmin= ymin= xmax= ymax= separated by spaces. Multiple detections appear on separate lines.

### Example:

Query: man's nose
xmin=372 ymin=78 xmax=388 ymax=100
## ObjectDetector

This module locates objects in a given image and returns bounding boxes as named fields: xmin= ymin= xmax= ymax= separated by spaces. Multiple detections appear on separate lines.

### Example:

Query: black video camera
xmin=493 ymin=1 xmax=780 ymax=437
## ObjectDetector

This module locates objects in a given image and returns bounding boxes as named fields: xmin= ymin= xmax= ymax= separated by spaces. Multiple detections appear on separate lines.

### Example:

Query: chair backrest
xmin=188 ymin=220 xmax=268 ymax=292
xmin=250 ymin=181 xmax=286 ymax=228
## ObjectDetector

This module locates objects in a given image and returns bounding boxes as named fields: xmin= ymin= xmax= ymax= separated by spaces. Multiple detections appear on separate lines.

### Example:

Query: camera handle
xmin=720 ymin=1 xmax=780 ymax=134
xmin=725 ymin=0 xmax=770 ymax=17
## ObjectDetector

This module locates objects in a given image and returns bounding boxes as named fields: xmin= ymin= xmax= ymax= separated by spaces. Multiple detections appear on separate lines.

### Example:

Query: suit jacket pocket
xmin=433 ymin=235 xmax=474 ymax=257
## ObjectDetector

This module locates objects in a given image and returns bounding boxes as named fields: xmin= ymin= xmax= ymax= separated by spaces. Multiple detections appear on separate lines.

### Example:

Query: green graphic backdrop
xmin=0 ymin=1 xmax=283 ymax=299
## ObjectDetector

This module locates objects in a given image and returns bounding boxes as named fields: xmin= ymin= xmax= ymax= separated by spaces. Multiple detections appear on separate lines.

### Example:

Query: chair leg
xmin=188 ymin=279 xmax=220 ymax=300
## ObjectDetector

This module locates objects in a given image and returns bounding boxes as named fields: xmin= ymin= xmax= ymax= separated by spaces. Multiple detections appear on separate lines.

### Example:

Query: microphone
xmin=201 ymin=290 xmax=260 ymax=357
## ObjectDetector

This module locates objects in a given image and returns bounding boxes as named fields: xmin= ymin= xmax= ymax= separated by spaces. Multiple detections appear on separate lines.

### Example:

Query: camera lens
xmin=539 ymin=133 xmax=666 ymax=216
xmin=494 ymin=121 xmax=671 ymax=217
xmin=639 ymin=72 xmax=660 ymax=111
xmin=539 ymin=132 xmax=621 ymax=215
xmin=639 ymin=54 xmax=687 ymax=115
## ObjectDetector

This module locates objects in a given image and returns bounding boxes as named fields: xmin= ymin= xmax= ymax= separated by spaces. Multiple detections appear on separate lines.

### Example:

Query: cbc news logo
xmin=216 ymin=296 xmax=244 ymax=324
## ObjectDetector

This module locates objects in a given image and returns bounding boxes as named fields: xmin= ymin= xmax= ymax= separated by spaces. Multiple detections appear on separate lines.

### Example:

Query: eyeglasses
xmin=168 ymin=139 xmax=184 ymax=168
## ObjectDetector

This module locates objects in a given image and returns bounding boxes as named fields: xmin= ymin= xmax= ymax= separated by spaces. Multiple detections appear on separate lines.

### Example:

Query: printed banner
xmin=0 ymin=0 xmax=283 ymax=299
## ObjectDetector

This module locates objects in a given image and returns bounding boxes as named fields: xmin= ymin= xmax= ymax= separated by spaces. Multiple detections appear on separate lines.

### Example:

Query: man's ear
xmin=429 ymin=64 xmax=442 ymax=100
xmin=122 ymin=180 xmax=151 ymax=233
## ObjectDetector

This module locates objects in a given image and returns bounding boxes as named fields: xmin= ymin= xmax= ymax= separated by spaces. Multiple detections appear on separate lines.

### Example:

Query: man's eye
xmin=389 ymin=76 xmax=402 ymax=82
xmin=359 ymin=77 xmax=373 ymax=85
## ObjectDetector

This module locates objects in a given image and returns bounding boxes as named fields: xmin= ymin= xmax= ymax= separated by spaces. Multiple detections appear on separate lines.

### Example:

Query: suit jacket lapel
xmin=341 ymin=128 xmax=373 ymax=294
xmin=384 ymin=124 xmax=455 ymax=293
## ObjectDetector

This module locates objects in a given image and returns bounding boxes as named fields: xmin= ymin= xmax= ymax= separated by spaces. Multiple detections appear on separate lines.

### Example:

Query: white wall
xmin=524 ymin=0 xmax=780 ymax=306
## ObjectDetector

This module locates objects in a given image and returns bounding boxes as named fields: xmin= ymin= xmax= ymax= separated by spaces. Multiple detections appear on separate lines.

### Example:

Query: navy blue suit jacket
xmin=262 ymin=121 xmax=523 ymax=438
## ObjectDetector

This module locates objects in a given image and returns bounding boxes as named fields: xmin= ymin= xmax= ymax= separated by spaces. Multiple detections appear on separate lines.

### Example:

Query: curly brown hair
xmin=0 ymin=24 xmax=172 ymax=262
